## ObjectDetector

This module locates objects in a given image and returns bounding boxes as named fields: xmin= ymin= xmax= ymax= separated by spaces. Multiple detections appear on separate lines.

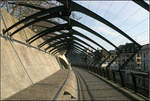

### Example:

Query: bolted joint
xmin=59 ymin=9 xmax=71 ymax=17
xmin=66 ymin=25 xmax=72 ymax=30
xmin=63 ymin=24 xmax=72 ymax=30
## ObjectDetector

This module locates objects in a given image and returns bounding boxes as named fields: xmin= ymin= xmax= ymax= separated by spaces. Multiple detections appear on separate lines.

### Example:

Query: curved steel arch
xmin=45 ymin=35 xmax=96 ymax=53
xmin=73 ymin=36 xmax=96 ymax=51
xmin=54 ymin=45 xmax=88 ymax=56
xmin=49 ymin=42 xmax=71 ymax=53
xmin=59 ymin=0 xmax=141 ymax=48
xmin=7 ymin=3 xmax=119 ymax=51
xmin=36 ymin=29 xmax=97 ymax=52
xmin=27 ymin=23 xmax=71 ymax=44
xmin=44 ymin=37 xmax=71 ymax=51
xmin=6 ymin=2 xmax=141 ymax=49
xmin=47 ymin=36 xmax=94 ymax=55
xmin=31 ymin=17 xmax=119 ymax=51
xmin=38 ymin=33 xmax=71 ymax=48
xmin=47 ymin=37 xmax=107 ymax=64
xmin=132 ymin=0 xmax=149 ymax=12
xmin=70 ymin=18 xmax=118 ymax=50
xmin=52 ymin=43 xmax=84 ymax=55
xmin=48 ymin=38 xmax=94 ymax=54
xmin=71 ymin=29 xmax=109 ymax=53
xmin=67 ymin=49 xmax=83 ymax=56
xmin=53 ymin=43 xmax=93 ymax=56
xmin=45 ymin=31 xmax=110 ymax=66
xmin=4 ymin=1 xmax=143 ymax=71
xmin=53 ymin=17 xmax=119 ymax=50
xmin=34 ymin=24 xmax=110 ymax=54
xmin=4 ymin=6 xmax=68 ymax=36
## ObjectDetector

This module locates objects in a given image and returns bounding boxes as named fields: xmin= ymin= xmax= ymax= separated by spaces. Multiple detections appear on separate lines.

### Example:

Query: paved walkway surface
xmin=73 ymin=67 xmax=132 ymax=100
xmin=6 ymin=70 xmax=68 ymax=100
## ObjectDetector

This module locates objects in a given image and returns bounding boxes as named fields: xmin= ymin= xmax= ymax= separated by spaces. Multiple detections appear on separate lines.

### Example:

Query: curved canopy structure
xmin=3 ymin=0 xmax=149 ymax=70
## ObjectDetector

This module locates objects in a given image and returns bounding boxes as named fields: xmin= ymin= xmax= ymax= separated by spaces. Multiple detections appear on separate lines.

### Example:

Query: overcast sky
xmin=72 ymin=1 xmax=149 ymax=50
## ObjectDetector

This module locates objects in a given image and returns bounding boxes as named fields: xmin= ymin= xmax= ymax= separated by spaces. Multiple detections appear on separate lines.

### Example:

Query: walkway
xmin=73 ymin=67 xmax=132 ymax=100
xmin=6 ymin=70 xmax=69 ymax=100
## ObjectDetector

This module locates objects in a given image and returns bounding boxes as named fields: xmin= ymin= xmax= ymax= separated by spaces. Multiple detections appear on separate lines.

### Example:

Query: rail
xmin=72 ymin=64 xmax=149 ymax=98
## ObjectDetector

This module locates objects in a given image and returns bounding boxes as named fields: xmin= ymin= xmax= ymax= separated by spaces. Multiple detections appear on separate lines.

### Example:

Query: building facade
xmin=140 ymin=44 xmax=150 ymax=72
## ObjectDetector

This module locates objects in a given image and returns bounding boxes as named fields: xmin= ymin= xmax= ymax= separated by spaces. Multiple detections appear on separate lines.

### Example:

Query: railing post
xmin=99 ymin=68 xmax=102 ymax=76
xmin=112 ymin=70 xmax=116 ymax=82
xmin=131 ymin=72 xmax=137 ymax=92
xmin=119 ymin=70 xmax=125 ymax=87
xmin=102 ymin=69 xmax=105 ymax=77
xmin=106 ymin=68 xmax=110 ymax=79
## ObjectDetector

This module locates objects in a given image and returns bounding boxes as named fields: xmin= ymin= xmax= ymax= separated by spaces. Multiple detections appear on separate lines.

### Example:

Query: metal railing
xmin=72 ymin=63 xmax=149 ymax=97
xmin=94 ymin=67 xmax=149 ymax=97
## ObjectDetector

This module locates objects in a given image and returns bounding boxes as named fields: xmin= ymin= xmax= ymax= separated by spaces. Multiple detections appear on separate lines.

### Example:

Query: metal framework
xmin=3 ymin=0 xmax=149 ymax=74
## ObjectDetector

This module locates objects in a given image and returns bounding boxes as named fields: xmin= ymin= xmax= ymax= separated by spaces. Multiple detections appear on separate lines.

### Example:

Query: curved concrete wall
xmin=0 ymin=8 xmax=68 ymax=100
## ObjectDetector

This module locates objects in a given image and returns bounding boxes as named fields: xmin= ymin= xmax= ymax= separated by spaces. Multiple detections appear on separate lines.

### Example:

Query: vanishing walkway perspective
xmin=0 ymin=0 xmax=149 ymax=100
xmin=73 ymin=67 xmax=132 ymax=100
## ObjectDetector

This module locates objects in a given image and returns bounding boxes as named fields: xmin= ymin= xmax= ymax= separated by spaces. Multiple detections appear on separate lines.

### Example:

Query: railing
xmin=71 ymin=64 xmax=149 ymax=98
xmin=98 ymin=68 xmax=149 ymax=97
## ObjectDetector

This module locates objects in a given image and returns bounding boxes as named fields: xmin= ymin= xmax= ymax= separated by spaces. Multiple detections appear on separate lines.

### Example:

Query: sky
xmin=71 ymin=0 xmax=149 ymax=50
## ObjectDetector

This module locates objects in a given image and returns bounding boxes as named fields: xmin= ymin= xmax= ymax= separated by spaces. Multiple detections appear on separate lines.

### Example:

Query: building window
xmin=137 ymin=59 xmax=140 ymax=62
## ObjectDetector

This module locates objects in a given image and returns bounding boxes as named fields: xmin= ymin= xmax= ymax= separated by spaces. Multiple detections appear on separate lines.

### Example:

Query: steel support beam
xmin=10 ymin=3 xmax=119 ymax=51
xmin=4 ymin=6 xmax=68 ymax=36
xmin=132 ymin=0 xmax=149 ymax=12
xmin=27 ymin=23 xmax=71 ymax=44
xmin=58 ymin=0 xmax=141 ymax=47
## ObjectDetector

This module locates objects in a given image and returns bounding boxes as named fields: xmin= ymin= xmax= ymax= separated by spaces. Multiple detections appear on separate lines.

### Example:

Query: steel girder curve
xmin=10 ymin=3 xmax=119 ymax=51
xmin=67 ymin=49 xmax=81 ymax=56
xmin=62 ymin=1 xmax=141 ymax=48
xmin=4 ymin=6 xmax=68 ymax=36
xmin=37 ymin=32 xmax=71 ymax=48
xmin=49 ymin=42 xmax=71 ymax=53
xmin=45 ymin=38 xmax=72 ymax=52
xmin=35 ymin=17 xmax=116 ymax=53
xmin=9 ymin=2 xmax=141 ymax=49
xmin=67 ymin=45 xmax=92 ymax=56
xmin=36 ymin=26 xmax=109 ymax=54
xmin=48 ymin=37 xmax=95 ymax=54
xmin=73 ymin=36 xmax=96 ymax=51
xmin=37 ymin=30 xmax=96 ymax=51
xmin=71 ymin=29 xmax=109 ymax=54
xmin=48 ymin=38 xmax=92 ymax=55
xmin=71 ymin=45 xmax=94 ymax=57
xmin=44 ymin=38 xmax=88 ymax=53
xmin=53 ymin=43 xmax=92 ymax=56
xmin=10 ymin=3 xmax=121 ymax=54
xmin=54 ymin=46 xmax=86 ymax=55
xmin=27 ymin=23 xmax=71 ymax=44
xmin=72 ymin=30 xmax=110 ymax=66
xmin=44 ymin=37 xmax=71 ymax=51
xmin=132 ymin=0 xmax=149 ymax=12
xmin=5 ymin=2 xmax=143 ymax=70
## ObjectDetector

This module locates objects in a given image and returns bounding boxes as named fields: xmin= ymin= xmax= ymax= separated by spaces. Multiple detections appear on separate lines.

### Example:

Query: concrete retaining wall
xmin=0 ymin=8 xmax=69 ymax=100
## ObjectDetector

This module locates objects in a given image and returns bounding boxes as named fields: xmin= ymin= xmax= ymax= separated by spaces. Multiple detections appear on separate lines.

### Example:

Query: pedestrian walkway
xmin=5 ymin=70 xmax=69 ymax=100
xmin=73 ymin=67 xmax=132 ymax=100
